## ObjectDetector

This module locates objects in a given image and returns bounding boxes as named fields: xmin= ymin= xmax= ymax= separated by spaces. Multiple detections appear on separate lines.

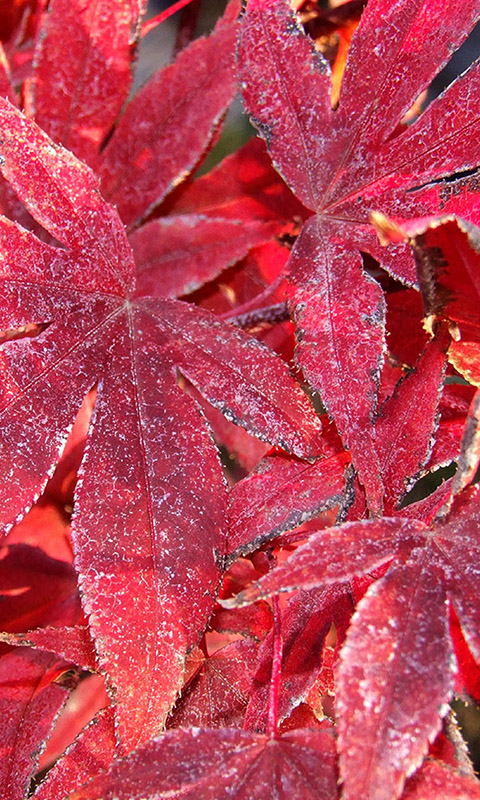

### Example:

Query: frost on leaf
xmin=130 ymin=215 xmax=279 ymax=300
xmin=223 ymin=517 xmax=416 ymax=607
xmin=0 ymin=99 xmax=323 ymax=750
xmin=227 ymin=448 xmax=348 ymax=558
xmin=0 ymin=648 xmax=71 ymax=800
xmin=228 ymin=485 xmax=480 ymax=800
xmin=32 ymin=708 xmax=116 ymax=800
xmin=168 ymin=639 xmax=259 ymax=730
xmin=239 ymin=0 xmax=480 ymax=510
xmin=402 ymin=758 xmax=480 ymax=799
xmin=65 ymin=726 xmax=338 ymax=800
xmin=28 ymin=0 xmax=145 ymax=168
xmin=375 ymin=326 xmax=450 ymax=511
xmin=98 ymin=1 xmax=241 ymax=229
xmin=286 ymin=218 xmax=385 ymax=511
xmin=244 ymin=584 xmax=350 ymax=732
xmin=0 ymin=625 xmax=98 ymax=672
xmin=337 ymin=548 xmax=454 ymax=800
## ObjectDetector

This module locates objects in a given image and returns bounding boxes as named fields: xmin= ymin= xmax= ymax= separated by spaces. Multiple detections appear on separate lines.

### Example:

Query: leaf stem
xmin=267 ymin=595 xmax=283 ymax=739
xmin=141 ymin=0 xmax=197 ymax=39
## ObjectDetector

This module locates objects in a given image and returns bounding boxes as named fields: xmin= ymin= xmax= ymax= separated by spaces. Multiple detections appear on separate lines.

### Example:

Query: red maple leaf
xmin=4 ymin=0 xmax=480 ymax=796
xmin=227 ymin=484 xmax=480 ymax=800
xmin=61 ymin=725 xmax=338 ymax=800
xmin=238 ymin=0 xmax=480 ymax=512
xmin=0 ymin=10 xmax=323 ymax=754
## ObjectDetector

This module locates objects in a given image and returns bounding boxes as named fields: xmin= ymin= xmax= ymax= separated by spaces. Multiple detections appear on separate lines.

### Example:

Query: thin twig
xmin=267 ymin=595 xmax=283 ymax=739
xmin=141 ymin=0 xmax=197 ymax=39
